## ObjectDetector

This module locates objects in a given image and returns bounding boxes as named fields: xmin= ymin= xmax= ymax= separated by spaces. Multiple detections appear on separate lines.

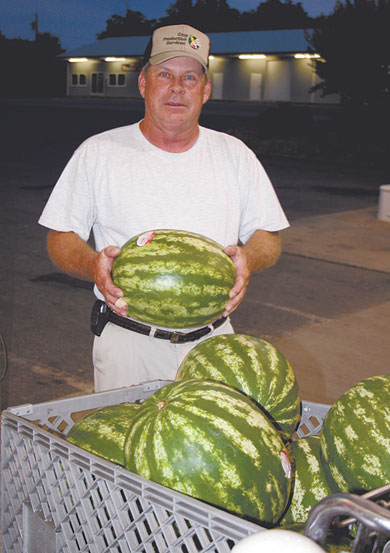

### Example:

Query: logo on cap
xmin=188 ymin=35 xmax=200 ymax=50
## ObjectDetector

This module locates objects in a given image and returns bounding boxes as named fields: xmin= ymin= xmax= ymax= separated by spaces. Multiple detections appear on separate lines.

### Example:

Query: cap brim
xmin=149 ymin=51 xmax=208 ymax=71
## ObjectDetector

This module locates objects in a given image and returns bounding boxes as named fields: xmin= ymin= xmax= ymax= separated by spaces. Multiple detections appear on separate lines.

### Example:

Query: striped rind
xmin=123 ymin=379 xmax=292 ymax=524
xmin=66 ymin=403 xmax=139 ymax=465
xmin=280 ymin=436 xmax=333 ymax=525
xmin=176 ymin=334 xmax=300 ymax=439
xmin=112 ymin=229 xmax=236 ymax=328
xmin=320 ymin=375 xmax=390 ymax=493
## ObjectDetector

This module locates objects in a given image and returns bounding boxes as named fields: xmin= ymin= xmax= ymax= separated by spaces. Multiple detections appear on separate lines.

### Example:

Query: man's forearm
xmin=47 ymin=230 xmax=98 ymax=281
xmin=242 ymin=229 xmax=282 ymax=274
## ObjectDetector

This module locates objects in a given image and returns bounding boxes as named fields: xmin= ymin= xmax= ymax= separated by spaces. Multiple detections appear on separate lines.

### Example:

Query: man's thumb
xmin=104 ymin=246 xmax=121 ymax=258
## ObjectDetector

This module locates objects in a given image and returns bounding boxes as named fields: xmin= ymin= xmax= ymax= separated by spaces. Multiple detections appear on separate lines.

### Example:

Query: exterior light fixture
xmin=68 ymin=57 xmax=89 ymax=62
xmin=104 ymin=57 xmax=127 ymax=62
xmin=295 ymin=53 xmax=320 ymax=59
xmin=238 ymin=54 xmax=266 ymax=60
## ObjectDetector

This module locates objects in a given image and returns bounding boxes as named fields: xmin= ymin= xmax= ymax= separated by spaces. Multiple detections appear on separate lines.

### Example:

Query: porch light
xmin=239 ymin=54 xmax=266 ymax=60
xmin=68 ymin=57 xmax=89 ymax=62
xmin=104 ymin=57 xmax=127 ymax=62
xmin=294 ymin=53 xmax=320 ymax=59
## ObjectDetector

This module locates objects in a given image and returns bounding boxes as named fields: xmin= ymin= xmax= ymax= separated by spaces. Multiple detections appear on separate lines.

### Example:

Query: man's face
xmin=138 ymin=56 xmax=212 ymax=133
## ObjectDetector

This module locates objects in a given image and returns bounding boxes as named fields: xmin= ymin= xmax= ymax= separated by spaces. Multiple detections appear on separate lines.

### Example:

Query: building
xmin=62 ymin=29 xmax=339 ymax=104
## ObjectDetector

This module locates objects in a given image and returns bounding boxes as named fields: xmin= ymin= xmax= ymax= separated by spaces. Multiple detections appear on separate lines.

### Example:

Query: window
xmin=71 ymin=74 xmax=87 ymax=86
xmin=108 ymin=73 xmax=126 ymax=86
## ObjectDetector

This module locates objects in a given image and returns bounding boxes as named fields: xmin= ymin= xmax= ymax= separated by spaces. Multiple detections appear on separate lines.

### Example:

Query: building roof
xmin=62 ymin=29 xmax=311 ymax=58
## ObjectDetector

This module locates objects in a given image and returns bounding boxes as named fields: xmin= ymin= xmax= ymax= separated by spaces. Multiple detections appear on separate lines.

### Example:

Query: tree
xmin=158 ymin=0 xmax=241 ymax=32
xmin=0 ymin=32 xmax=66 ymax=97
xmin=97 ymin=9 xmax=155 ymax=39
xmin=240 ymin=0 xmax=312 ymax=30
xmin=307 ymin=0 xmax=390 ymax=108
xmin=165 ymin=0 xmax=194 ymax=22
xmin=96 ymin=0 xmax=312 ymax=37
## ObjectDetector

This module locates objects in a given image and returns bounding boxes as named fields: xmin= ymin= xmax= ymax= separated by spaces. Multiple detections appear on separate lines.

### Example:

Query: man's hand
xmin=47 ymin=230 xmax=128 ymax=316
xmin=222 ymin=230 xmax=282 ymax=317
xmin=223 ymin=245 xmax=250 ymax=316
xmin=93 ymin=246 xmax=128 ymax=316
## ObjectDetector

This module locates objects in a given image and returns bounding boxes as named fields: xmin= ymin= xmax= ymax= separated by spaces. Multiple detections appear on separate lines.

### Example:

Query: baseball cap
xmin=143 ymin=24 xmax=210 ymax=71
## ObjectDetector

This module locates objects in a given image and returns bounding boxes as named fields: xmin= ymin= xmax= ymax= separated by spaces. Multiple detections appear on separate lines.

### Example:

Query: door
xmin=249 ymin=73 xmax=263 ymax=101
xmin=264 ymin=60 xmax=291 ymax=101
xmin=211 ymin=72 xmax=223 ymax=100
xmin=91 ymin=73 xmax=104 ymax=95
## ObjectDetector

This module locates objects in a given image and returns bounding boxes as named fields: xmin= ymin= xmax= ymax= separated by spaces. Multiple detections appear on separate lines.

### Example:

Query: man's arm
xmin=223 ymin=229 xmax=282 ymax=316
xmin=47 ymin=230 xmax=127 ymax=315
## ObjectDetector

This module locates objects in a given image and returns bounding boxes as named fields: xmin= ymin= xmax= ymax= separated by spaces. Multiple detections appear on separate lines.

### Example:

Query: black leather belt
xmin=91 ymin=300 xmax=227 ymax=343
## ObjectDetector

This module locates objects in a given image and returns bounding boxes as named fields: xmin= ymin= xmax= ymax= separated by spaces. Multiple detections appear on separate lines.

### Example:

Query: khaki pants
xmin=93 ymin=318 xmax=234 ymax=392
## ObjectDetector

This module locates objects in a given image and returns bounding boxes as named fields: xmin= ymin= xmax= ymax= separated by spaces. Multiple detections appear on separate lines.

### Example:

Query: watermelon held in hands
xmin=176 ymin=334 xmax=301 ymax=440
xmin=320 ymin=374 xmax=390 ymax=493
xmin=123 ymin=379 xmax=293 ymax=525
xmin=66 ymin=403 xmax=139 ymax=465
xmin=111 ymin=229 xmax=236 ymax=328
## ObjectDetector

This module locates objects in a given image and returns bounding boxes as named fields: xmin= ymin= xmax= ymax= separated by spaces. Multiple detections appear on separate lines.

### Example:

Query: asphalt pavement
xmin=0 ymin=98 xmax=389 ymax=412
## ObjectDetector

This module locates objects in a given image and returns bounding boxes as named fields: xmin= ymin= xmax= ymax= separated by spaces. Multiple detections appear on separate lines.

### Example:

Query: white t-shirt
xmin=39 ymin=122 xmax=289 ymax=299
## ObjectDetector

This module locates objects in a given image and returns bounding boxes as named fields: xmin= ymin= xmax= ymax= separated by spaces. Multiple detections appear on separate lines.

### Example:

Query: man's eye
xmin=185 ymin=75 xmax=195 ymax=81
xmin=160 ymin=72 xmax=169 ymax=78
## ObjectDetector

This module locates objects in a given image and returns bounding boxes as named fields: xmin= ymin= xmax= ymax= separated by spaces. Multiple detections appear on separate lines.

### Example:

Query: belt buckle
xmin=170 ymin=331 xmax=186 ymax=343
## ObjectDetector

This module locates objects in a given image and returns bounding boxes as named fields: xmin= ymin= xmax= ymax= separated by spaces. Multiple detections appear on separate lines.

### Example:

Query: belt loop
xmin=149 ymin=326 xmax=157 ymax=338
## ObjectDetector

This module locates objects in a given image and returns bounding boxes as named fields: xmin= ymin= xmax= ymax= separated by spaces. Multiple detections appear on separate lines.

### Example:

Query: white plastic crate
xmin=1 ymin=380 xmax=330 ymax=553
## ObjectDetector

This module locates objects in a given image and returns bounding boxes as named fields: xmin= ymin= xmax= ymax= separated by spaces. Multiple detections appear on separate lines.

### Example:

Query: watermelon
xmin=66 ymin=403 xmax=139 ymax=465
xmin=280 ymin=436 xmax=334 ymax=525
xmin=111 ymin=229 xmax=236 ymax=328
xmin=176 ymin=334 xmax=300 ymax=439
xmin=123 ymin=379 xmax=292 ymax=524
xmin=320 ymin=375 xmax=390 ymax=493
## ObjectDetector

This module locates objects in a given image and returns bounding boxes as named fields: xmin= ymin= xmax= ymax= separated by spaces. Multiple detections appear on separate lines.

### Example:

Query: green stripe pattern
xmin=320 ymin=374 xmax=390 ymax=493
xmin=280 ymin=436 xmax=334 ymax=525
xmin=176 ymin=334 xmax=301 ymax=439
xmin=66 ymin=403 xmax=139 ymax=465
xmin=112 ymin=229 xmax=236 ymax=328
xmin=123 ymin=379 xmax=292 ymax=524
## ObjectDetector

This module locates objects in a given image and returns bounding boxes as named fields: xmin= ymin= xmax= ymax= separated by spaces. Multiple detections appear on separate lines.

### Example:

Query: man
xmin=39 ymin=24 xmax=289 ymax=392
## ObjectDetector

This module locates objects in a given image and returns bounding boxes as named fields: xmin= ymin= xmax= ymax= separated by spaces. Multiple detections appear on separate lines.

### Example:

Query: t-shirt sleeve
xmin=238 ymin=145 xmax=289 ymax=244
xmin=38 ymin=140 xmax=96 ymax=242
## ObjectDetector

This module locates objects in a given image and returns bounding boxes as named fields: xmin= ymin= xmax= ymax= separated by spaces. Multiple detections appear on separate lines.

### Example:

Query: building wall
xmin=66 ymin=55 xmax=339 ymax=104
xmin=68 ymin=59 xmax=141 ymax=98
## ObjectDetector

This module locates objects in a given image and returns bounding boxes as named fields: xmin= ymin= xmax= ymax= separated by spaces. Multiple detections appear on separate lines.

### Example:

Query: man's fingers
xmin=223 ymin=292 xmax=244 ymax=316
xmin=115 ymin=297 xmax=127 ymax=309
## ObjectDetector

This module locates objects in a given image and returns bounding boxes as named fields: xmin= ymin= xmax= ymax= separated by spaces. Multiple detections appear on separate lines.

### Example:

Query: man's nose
xmin=169 ymin=76 xmax=185 ymax=93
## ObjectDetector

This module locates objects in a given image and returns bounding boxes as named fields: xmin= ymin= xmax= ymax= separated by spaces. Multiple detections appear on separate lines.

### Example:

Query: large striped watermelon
xmin=66 ymin=403 xmax=139 ymax=465
xmin=320 ymin=375 xmax=390 ymax=493
xmin=176 ymin=334 xmax=300 ymax=439
xmin=123 ymin=379 xmax=292 ymax=524
xmin=280 ymin=436 xmax=334 ymax=525
xmin=112 ymin=229 xmax=236 ymax=328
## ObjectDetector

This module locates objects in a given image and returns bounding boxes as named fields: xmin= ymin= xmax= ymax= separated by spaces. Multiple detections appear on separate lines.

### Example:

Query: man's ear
xmin=138 ymin=71 xmax=146 ymax=98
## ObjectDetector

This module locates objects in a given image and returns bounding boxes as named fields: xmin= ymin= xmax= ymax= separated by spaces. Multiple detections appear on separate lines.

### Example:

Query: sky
xmin=1 ymin=0 xmax=337 ymax=52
